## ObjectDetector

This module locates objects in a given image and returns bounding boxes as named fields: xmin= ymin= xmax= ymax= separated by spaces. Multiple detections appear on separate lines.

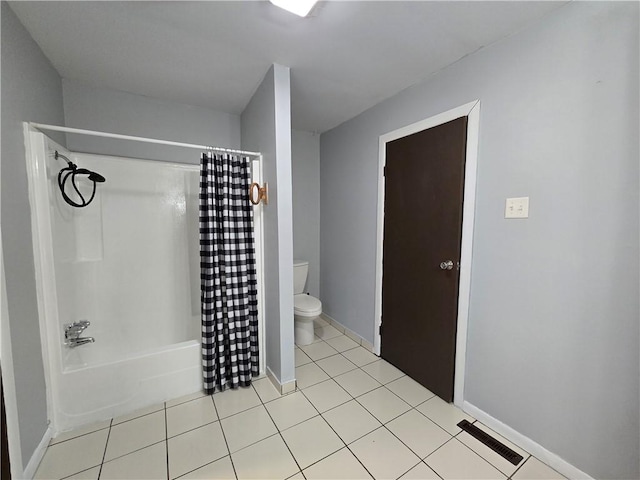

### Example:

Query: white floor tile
xmin=314 ymin=324 xmax=343 ymax=340
xmin=265 ymin=391 xmax=318 ymax=431
xmin=316 ymin=354 xmax=358 ymax=377
xmin=512 ymin=457 xmax=567 ymax=480
xmin=178 ymin=455 xmax=236 ymax=480
xmin=386 ymin=376 xmax=435 ymax=407
xmin=341 ymin=347 xmax=379 ymax=367
xmin=63 ymin=466 xmax=101 ymax=480
xmin=416 ymin=396 xmax=474 ymax=435
xmin=100 ymin=442 xmax=167 ymax=480
xmin=303 ymin=447 xmax=372 ymax=480
xmin=425 ymin=438 xmax=505 ymax=479
xmin=112 ymin=403 xmax=165 ymax=425
xmin=350 ymin=427 xmax=421 ymax=480
xmin=399 ymin=462 xmax=441 ymax=479
xmin=300 ymin=341 xmax=338 ymax=361
xmin=356 ymin=387 xmax=411 ymax=424
xmin=104 ymin=410 xmax=165 ymax=461
xmin=333 ymin=369 xmax=381 ymax=397
xmin=322 ymin=400 xmax=381 ymax=445
xmin=457 ymin=422 xmax=529 ymax=476
xmin=295 ymin=348 xmax=312 ymax=367
xmin=167 ymin=395 xmax=218 ymax=437
xmin=252 ymin=377 xmax=282 ymax=403
xmin=281 ymin=416 xmax=344 ymax=469
xmin=387 ymin=410 xmax=451 ymax=458
xmin=295 ymin=362 xmax=330 ymax=389
xmin=361 ymin=359 xmax=405 ymax=384
xmin=212 ymin=385 xmax=261 ymax=419
xmin=325 ymin=335 xmax=360 ymax=353
xmin=166 ymin=390 xmax=208 ymax=408
xmin=50 ymin=420 xmax=111 ymax=445
xmin=286 ymin=473 xmax=304 ymax=480
xmin=302 ymin=379 xmax=351 ymax=413
xmin=168 ymin=422 xmax=229 ymax=479
xmin=35 ymin=429 xmax=108 ymax=480
xmin=232 ymin=434 xmax=299 ymax=480
xmin=220 ymin=405 xmax=277 ymax=453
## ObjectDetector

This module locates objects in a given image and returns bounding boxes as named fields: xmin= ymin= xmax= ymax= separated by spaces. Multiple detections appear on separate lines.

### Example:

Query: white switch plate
xmin=505 ymin=197 xmax=529 ymax=218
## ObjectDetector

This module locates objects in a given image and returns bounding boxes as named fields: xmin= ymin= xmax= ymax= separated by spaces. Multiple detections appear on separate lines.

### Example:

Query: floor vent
xmin=457 ymin=420 xmax=524 ymax=466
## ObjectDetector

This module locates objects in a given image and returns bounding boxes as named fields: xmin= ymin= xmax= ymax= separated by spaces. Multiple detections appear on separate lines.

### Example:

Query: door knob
xmin=440 ymin=260 xmax=454 ymax=270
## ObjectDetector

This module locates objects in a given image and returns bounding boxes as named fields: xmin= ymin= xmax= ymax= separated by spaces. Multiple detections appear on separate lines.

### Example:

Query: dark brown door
xmin=381 ymin=117 xmax=467 ymax=402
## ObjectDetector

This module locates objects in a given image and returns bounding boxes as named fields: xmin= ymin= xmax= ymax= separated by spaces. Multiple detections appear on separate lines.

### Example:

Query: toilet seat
xmin=294 ymin=294 xmax=322 ymax=317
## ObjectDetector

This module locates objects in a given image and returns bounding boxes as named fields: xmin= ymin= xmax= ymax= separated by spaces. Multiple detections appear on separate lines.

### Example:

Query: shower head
xmin=88 ymin=172 xmax=106 ymax=183
xmin=55 ymin=151 xmax=106 ymax=207
xmin=76 ymin=167 xmax=106 ymax=183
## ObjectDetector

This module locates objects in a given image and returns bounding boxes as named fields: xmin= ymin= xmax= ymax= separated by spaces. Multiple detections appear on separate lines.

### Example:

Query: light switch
xmin=505 ymin=197 xmax=529 ymax=218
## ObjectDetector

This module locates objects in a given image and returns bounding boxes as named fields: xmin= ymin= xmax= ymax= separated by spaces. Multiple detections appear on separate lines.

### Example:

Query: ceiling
xmin=9 ymin=1 xmax=566 ymax=133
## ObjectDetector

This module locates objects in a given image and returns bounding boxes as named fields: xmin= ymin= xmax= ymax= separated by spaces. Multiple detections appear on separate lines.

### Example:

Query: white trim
xmin=23 ymin=124 xmax=57 ymax=427
xmin=374 ymin=100 xmax=481 ymax=407
xmin=22 ymin=427 xmax=53 ymax=480
xmin=29 ymin=122 xmax=262 ymax=158
xmin=252 ymin=156 xmax=267 ymax=377
xmin=463 ymin=401 xmax=593 ymax=480
xmin=266 ymin=366 xmax=296 ymax=395
xmin=321 ymin=313 xmax=377 ymax=353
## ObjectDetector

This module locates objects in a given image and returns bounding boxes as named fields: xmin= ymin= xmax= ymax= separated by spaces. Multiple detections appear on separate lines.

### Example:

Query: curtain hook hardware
xmin=249 ymin=182 xmax=268 ymax=206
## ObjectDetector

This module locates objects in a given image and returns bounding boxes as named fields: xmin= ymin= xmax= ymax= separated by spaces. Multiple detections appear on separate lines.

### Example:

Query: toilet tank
xmin=293 ymin=260 xmax=309 ymax=294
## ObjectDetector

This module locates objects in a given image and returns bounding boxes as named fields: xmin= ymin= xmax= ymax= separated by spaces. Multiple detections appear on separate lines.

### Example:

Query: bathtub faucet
xmin=64 ymin=320 xmax=95 ymax=348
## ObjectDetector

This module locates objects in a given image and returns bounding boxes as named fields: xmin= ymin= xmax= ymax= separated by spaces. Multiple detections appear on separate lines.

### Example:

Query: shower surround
xmin=25 ymin=127 xmax=204 ymax=432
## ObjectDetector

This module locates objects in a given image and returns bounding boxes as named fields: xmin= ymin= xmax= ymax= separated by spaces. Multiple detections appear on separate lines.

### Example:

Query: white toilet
xmin=293 ymin=260 xmax=322 ymax=346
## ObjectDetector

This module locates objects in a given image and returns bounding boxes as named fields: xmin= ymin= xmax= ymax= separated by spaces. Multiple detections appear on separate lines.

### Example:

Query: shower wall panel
xmin=46 ymin=151 xmax=200 ymax=370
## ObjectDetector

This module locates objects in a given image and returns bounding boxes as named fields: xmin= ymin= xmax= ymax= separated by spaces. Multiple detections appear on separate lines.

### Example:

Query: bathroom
xmin=2 ymin=2 xmax=639 ymax=480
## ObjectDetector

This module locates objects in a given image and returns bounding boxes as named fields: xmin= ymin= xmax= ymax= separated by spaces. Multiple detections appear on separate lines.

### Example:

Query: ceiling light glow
xmin=269 ymin=0 xmax=319 ymax=17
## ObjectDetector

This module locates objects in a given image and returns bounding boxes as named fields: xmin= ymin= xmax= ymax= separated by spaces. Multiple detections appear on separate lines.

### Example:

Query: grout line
xmin=166 ymin=419 xmax=220 ymax=440
xmin=296 ymin=386 xmax=377 ymax=479
xmin=164 ymin=403 xmax=169 ymax=480
xmin=307 ymin=343 xmax=449 ymax=479
xmin=396 ymin=459 xmax=444 ymax=480
xmin=48 ymin=424 xmax=112 ymax=446
xmin=256 ymin=383 xmax=305 ymax=476
xmin=96 ymin=418 xmax=113 ymax=479
xmin=211 ymin=394 xmax=239 ymax=480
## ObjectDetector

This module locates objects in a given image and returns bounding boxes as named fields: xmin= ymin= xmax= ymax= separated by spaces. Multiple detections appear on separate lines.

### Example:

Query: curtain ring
xmin=249 ymin=182 xmax=268 ymax=205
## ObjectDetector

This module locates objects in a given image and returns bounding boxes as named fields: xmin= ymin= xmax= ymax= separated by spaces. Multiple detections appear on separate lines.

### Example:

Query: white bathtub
xmin=56 ymin=340 xmax=202 ymax=431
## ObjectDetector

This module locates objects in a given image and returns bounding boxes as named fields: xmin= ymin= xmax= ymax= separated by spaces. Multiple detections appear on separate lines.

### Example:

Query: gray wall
xmin=292 ymin=130 xmax=320 ymax=297
xmin=1 ymin=1 xmax=66 ymax=467
xmin=63 ymin=80 xmax=241 ymax=164
xmin=242 ymin=65 xmax=295 ymax=384
xmin=319 ymin=3 xmax=639 ymax=479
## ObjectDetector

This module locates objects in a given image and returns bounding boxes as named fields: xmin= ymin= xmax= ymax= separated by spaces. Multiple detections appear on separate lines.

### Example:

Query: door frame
xmin=374 ymin=100 xmax=480 ymax=407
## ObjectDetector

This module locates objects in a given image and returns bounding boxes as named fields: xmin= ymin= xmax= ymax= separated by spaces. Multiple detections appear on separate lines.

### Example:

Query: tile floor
xmin=35 ymin=321 xmax=568 ymax=480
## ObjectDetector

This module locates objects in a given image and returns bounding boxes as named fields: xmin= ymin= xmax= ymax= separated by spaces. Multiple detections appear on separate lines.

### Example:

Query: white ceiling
xmin=9 ymin=1 xmax=566 ymax=133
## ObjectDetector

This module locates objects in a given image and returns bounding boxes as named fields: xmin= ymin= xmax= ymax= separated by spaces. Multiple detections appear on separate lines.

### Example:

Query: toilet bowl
xmin=294 ymin=294 xmax=322 ymax=346
xmin=293 ymin=260 xmax=322 ymax=346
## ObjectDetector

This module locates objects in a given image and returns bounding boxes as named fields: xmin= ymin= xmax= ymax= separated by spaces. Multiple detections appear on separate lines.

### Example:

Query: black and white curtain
xmin=200 ymin=152 xmax=259 ymax=394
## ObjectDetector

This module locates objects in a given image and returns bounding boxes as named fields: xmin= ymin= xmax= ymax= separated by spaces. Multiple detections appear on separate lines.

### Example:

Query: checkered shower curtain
xmin=200 ymin=152 xmax=259 ymax=394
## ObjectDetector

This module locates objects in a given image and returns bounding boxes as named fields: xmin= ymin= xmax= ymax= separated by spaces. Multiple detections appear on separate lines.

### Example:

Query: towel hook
xmin=249 ymin=182 xmax=268 ymax=206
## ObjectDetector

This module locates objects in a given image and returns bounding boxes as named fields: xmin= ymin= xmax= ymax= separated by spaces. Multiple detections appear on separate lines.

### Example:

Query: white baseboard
xmin=266 ymin=366 xmax=296 ymax=395
xmin=320 ymin=313 xmax=376 ymax=353
xmin=462 ymin=401 xmax=593 ymax=480
xmin=23 ymin=426 xmax=53 ymax=479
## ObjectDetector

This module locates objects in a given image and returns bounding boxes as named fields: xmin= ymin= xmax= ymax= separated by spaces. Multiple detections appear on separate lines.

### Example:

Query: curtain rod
xmin=29 ymin=123 xmax=262 ymax=158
